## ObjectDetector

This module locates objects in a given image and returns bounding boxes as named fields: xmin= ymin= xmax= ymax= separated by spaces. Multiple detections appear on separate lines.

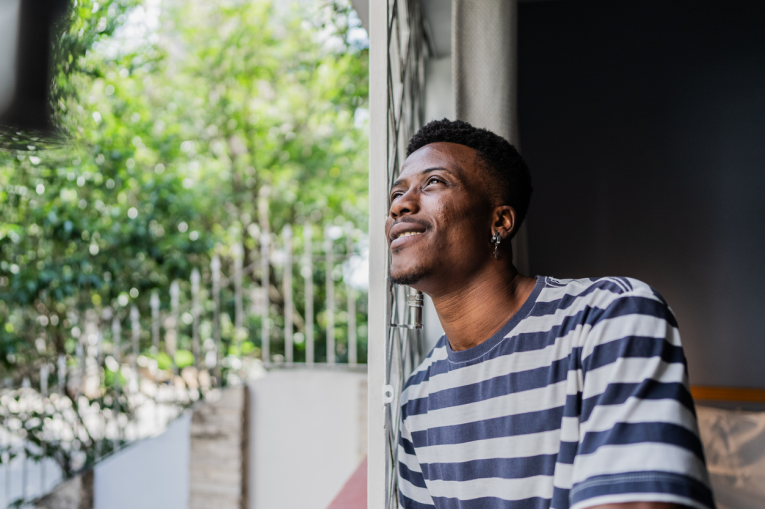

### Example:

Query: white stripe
xmin=426 ymin=475 xmax=555 ymax=501
xmin=415 ymin=429 xmax=563 ymax=464
xmin=403 ymin=336 xmax=578 ymax=403
xmin=536 ymin=278 xmax=601 ymax=303
xmin=406 ymin=379 xmax=570 ymax=432
xmin=552 ymin=462 xmax=575 ymax=490
xmin=581 ymin=397 xmax=699 ymax=435
xmin=403 ymin=284 xmax=667 ymax=403
xmin=560 ymin=416 xmax=580 ymax=443
xmin=403 ymin=285 xmax=636 ymax=398
xmin=582 ymin=313 xmax=680 ymax=359
xmin=399 ymin=447 xmax=424 ymax=473
xmin=411 ymin=345 xmax=448 ymax=376
xmin=582 ymin=357 xmax=686 ymax=400
xmin=399 ymin=475 xmax=436 ymax=505
xmin=571 ymin=443 xmax=709 ymax=485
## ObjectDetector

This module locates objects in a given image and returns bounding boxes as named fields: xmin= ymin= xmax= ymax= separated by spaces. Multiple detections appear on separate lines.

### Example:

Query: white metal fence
xmin=0 ymin=213 xmax=368 ymax=507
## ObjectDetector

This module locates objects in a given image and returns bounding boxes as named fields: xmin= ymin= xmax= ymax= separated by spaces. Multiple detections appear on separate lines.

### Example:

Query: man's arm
xmin=569 ymin=283 xmax=714 ymax=509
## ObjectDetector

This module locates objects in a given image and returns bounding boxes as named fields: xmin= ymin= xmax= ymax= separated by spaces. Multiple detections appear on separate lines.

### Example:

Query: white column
xmin=367 ymin=0 xmax=389 ymax=506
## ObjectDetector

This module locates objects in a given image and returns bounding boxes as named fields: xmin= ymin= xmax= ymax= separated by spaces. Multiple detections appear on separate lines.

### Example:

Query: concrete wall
xmin=189 ymin=385 xmax=247 ymax=509
xmin=424 ymin=56 xmax=454 ymax=123
xmin=93 ymin=412 xmax=190 ymax=509
xmin=248 ymin=369 xmax=367 ymax=509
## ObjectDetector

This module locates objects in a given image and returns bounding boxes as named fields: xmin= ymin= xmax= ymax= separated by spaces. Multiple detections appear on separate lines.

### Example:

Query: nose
xmin=389 ymin=187 xmax=420 ymax=219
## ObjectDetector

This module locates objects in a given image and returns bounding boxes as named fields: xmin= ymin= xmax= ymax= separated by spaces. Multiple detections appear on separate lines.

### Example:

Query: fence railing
xmin=0 ymin=214 xmax=369 ymax=507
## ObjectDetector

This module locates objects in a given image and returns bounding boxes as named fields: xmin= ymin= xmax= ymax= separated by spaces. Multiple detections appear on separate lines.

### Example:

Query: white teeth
xmin=397 ymin=231 xmax=422 ymax=239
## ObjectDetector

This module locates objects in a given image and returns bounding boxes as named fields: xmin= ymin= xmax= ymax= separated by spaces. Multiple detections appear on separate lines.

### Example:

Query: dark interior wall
xmin=518 ymin=0 xmax=765 ymax=388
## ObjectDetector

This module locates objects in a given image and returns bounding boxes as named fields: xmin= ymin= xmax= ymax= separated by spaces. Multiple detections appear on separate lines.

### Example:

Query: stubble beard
xmin=388 ymin=264 xmax=432 ymax=286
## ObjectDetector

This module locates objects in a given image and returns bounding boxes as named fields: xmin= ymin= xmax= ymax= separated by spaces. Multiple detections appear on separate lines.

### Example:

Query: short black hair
xmin=406 ymin=118 xmax=533 ymax=228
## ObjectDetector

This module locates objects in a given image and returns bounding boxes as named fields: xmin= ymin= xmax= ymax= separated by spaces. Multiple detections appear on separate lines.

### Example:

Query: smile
xmin=396 ymin=231 xmax=423 ymax=240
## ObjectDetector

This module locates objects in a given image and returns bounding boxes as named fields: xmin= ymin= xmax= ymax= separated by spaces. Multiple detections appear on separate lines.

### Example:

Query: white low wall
xmin=93 ymin=412 xmax=191 ymax=509
xmin=248 ymin=368 xmax=367 ymax=509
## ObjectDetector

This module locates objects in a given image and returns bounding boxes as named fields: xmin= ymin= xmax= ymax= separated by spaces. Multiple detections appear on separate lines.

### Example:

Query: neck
xmin=430 ymin=261 xmax=537 ymax=352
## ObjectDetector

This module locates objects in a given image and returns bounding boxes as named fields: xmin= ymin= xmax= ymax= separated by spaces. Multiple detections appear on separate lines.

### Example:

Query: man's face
xmin=385 ymin=142 xmax=495 ymax=295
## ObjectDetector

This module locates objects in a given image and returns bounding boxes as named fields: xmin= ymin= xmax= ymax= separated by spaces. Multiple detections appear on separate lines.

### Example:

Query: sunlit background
xmin=0 ymin=0 xmax=370 ymax=507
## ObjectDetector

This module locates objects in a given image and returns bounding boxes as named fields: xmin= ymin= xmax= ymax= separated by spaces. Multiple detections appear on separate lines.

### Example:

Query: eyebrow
xmin=391 ymin=166 xmax=455 ymax=189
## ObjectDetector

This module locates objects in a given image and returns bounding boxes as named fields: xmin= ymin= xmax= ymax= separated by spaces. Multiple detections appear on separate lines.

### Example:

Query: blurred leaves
xmin=1 ymin=0 xmax=368 ymax=382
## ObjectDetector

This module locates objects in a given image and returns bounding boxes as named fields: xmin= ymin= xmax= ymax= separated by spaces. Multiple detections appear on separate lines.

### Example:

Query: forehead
xmin=399 ymin=142 xmax=481 ymax=181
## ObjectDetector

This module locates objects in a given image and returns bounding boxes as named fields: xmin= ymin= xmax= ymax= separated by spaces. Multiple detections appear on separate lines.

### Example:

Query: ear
xmin=491 ymin=205 xmax=517 ymax=240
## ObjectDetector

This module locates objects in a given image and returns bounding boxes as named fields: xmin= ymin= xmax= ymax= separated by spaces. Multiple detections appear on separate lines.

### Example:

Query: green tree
xmin=0 ymin=0 xmax=369 ymax=482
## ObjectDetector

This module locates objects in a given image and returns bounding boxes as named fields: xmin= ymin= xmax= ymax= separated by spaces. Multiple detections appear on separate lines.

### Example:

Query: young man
xmin=388 ymin=119 xmax=714 ymax=509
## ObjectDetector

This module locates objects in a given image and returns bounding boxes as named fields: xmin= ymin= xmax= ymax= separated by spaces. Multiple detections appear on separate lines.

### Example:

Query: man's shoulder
xmin=540 ymin=275 xmax=664 ymax=303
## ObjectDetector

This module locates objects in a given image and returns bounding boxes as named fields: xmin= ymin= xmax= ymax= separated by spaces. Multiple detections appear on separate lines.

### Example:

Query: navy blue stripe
xmin=404 ymin=339 xmax=446 ymax=390
xmin=551 ymin=486 xmax=571 ymax=509
xmin=578 ymin=422 xmax=706 ymax=460
xmin=582 ymin=334 xmax=686 ymax=375
xmin=431 ymin=496 xmax=551 ymax=509
xmin=403 ymin=354 xmax=572 ymax=420
xmin=581 ymin=381 xmax=694 ymax=422
xmin=557 ymin=440 xmax=579 ymax=465
xmin=570 ymin=470 xmax=714 ymax=509
xmin=399 ymin=461 xmax=429 ymax=489
xmin=411 ymin=406 xmax=565 ymax=447
xmin=399 ymin=492 xmax=436 ymax=509
xmin=404 ymin=294 xmax=676 ymax=392
xmin=420 ymin=454 xmax=558 ymax=482
xmin=400 ymin=433 xmax=416 ymax=455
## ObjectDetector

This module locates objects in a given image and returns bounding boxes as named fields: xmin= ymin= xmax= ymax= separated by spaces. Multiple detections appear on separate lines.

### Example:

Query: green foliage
xmin=0 ymin=0 xmax=369 ymax=481
xmin=0 ymin=0 xmax=368 ymax=369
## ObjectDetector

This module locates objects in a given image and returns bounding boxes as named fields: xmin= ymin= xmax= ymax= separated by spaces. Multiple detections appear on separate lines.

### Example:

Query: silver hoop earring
xmin=492 ymin=232 xmax=502 ymax=259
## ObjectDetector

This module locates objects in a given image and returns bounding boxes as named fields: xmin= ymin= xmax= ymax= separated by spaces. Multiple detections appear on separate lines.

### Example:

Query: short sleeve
xmin=571 ymin=289 xmax=716 ymax=509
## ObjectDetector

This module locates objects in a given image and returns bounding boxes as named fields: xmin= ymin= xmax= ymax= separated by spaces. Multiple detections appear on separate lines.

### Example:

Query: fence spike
xmin=284 ymin=225 xmax=293 ymax=364
xmin=211 ymin=255 xmax=221 ymax=381
xmin=232 ymin=243 xmax=245 ymax=353
xmin=303 ymin=224 xmax=314 ymax=365
xmin=57 ymin=354 xmax=66 ymax=396
xmin=111 ymin=315 xmax=121 ymax=450
xmin=191 ymin=268 xmax=201 ymax=368
xmin=346 ymin=222 xmax=357 ymax=367
xmin=130 ymin=305 xmax=140 ymax=392
xmin=325 ymin=225 xmax=335 ymax=365
xmin=169 ymin=280 xmax=179 ymax=374
xmin=260 ymin=231 xmax=270 ymax=366
xmin=150 ymin=291 xmax=160 ymax=354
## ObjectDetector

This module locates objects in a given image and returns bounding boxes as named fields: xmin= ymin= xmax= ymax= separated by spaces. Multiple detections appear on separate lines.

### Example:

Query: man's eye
xmin=426 ymin=177 xmax=442 ymax=185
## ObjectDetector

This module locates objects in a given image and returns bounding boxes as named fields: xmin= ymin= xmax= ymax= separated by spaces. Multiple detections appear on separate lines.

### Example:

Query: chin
xmin=389 ymin=264 xmax=431 ymax=286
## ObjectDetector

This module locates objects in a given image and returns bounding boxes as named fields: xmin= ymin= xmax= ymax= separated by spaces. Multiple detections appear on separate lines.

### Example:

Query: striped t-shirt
xmin=398 ymin=276 xmax=714 ymax=509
